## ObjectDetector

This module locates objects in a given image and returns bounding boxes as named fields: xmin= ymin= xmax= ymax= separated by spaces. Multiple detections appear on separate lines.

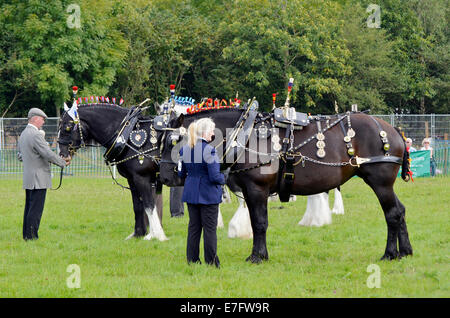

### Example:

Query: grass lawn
xmin=0 ymin=176 xmax=448 ymax=298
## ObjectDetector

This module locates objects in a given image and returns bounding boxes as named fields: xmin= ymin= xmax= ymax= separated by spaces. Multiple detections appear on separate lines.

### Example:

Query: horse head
xmin=57 ymin=102 xmax=92 ymax=161
xmin=158 ymin=112 xmax=186 ymax=186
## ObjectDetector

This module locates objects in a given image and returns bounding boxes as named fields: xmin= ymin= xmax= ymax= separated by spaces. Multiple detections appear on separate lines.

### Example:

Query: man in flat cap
xmin=17 ymin=108 xmax=69 ymax=240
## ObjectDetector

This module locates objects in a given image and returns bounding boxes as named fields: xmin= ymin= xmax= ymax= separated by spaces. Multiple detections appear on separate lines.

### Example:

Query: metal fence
xmin=0 ymin=118 xmax=111 ymax=179
xmin=1 ymin=114 xmax=449 ymax=179
xmin=373 ymin=114 xmax=450 ymax=176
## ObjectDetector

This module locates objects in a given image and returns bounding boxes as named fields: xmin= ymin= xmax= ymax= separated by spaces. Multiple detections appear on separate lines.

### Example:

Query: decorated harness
xmin=60 ymin=83 xmax=407 ymax=197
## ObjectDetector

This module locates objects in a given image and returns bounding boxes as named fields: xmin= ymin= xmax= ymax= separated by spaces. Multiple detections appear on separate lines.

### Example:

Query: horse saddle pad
xmin=104 ymin=116 xmax=139 ymax=162
xmin=273 ymin=107 xmax=309 ymax=129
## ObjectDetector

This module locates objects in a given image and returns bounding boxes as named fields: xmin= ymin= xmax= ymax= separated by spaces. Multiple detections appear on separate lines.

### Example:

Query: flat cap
xmin=28 ymin=108 xmax=48 ymax=119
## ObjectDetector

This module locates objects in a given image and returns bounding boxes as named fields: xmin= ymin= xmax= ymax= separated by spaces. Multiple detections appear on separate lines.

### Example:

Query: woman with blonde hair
xmin=421 ymin=138 xmax=436 ymax=176
xmin=178 ymin=118 xmax=228 ymax=268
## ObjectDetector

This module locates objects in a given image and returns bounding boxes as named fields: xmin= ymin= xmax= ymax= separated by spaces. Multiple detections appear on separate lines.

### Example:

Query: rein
xmin=50 ymin=167 xmax=64 ymax=191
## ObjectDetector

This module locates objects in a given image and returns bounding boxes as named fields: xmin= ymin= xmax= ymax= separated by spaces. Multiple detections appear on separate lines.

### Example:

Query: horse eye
xmin=172 ymin=139 xmax=177 ymax=146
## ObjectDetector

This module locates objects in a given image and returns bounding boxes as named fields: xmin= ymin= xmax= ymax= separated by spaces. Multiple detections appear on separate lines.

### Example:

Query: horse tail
xmin=394 ymin=127 xmax=412 ymax=182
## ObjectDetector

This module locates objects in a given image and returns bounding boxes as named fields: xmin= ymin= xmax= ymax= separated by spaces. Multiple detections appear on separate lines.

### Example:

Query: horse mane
xmin=77 ymin=103 xmax=127 ymax=111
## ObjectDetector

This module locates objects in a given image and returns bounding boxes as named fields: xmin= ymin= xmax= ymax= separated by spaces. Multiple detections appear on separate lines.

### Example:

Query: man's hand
xmin=63 ymin=155 xmax=71 ymax=166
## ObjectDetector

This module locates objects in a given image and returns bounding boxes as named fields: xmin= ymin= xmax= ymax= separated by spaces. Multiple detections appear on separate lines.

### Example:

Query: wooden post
xmin=425 ymin=121 xmax=429 ymax=138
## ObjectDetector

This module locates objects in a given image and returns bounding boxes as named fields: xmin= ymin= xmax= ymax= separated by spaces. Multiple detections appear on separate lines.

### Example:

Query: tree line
xmin=0 ymin=0 xmax=448 ymax=117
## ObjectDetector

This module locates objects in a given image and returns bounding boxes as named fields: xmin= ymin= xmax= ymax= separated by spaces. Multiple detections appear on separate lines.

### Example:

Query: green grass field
xmin=0 ymin=176 xmax=448 ymax=298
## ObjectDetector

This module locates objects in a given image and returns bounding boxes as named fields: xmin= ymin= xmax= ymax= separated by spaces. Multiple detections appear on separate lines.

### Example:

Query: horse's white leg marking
xmin=331 ymin=188 xmax=345 ymax=215
xmin=228 ymin=192 xmax=253 ymax=239
xmin=125 ymin=232 xmax=136 ymax=240
xmin=144 ymin=206 xmax=168 ymax=241
xmin=298 ymin=192 xmax=332 ymax=227
xmin=217 ymin=206 xmax=224 ymax=228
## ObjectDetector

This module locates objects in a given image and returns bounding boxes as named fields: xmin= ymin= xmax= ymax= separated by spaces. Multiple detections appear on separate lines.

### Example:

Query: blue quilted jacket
xmin=178 ymin=140 xmax=225 ymax=204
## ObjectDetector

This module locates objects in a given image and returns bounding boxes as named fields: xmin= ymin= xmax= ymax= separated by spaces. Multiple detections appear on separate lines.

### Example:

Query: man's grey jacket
xmin=18 ymin=125 xmax=66 ymax=190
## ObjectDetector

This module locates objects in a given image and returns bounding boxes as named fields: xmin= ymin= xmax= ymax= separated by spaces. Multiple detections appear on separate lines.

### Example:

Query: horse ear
xmin=176 ymin=114 xmax=184 ymax=127
xmin=64 ymin=102 xmax=69 ymax=111
xmin=154 ymin=102 xmax=161 ymax=114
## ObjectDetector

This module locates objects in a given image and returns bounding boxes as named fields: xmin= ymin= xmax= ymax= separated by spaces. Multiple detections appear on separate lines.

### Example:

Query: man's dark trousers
xmin=186 ymin=203 xmax=220 ymax=267
xmin=23 ymin=189 xmax=47 ymax=240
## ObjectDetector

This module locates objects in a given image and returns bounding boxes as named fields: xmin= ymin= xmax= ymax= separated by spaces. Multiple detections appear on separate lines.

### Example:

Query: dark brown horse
xmin=159 ymin=107 xmax=413 ymax=263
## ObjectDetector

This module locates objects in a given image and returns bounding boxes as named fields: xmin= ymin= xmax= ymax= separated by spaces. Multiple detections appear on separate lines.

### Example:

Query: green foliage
xmin=337 ymin=2 xmax=402 ymax=113
xmin=0 ymin=0 xmax=448 ymax=116
xmin=409 ymin=0 xmax=450 ymax=113
xmin=0 ymin=0 xmax=127 ymax=116
xmin=213 ymin=0 xmax=351 ymax=111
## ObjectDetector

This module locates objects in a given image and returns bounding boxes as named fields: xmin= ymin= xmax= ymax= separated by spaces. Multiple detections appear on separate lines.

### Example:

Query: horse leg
xmin=133 ymin=177 xmax=168 ymax=241
xmin=228 ymin=191 xmax=253 ymax=239
xmin=362 ymin=175 xmax=406 ymax=260
xmin=396 ymin=196 xmax=413 ymax=258
xmin=243 ymin=185 xmax=269 ymax=263
xmin=332 ymin=188 xmax=345 ymax=215
xmin=125 ymin=181 xmax=148 ymax=239
xmin=155 ymin=191 xmax=163 ymax=226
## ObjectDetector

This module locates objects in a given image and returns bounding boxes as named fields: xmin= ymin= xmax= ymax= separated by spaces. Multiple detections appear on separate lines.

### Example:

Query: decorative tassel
xmin=170 ymin=84 xmax=176 ymax=106
xmin=284 ymin=78 xmax=294 ymax=107
xmin=72 ymin=86 xmax=78 ymax=100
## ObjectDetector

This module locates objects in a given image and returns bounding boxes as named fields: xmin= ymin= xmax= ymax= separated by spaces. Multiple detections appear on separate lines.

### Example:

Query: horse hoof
xmin=125 ymin=232 xmax=136 ymax=240
xmin=143 ymin=234 xmax=169 ymax=241
xmin=245 ymin=254 xmax=267 ymax=264
xmin=399 ymin=249 xmax=413 ymax=259
xmin=246 ymin=255 xmax=262 ymax=264
xmin=380 ymin=252 xmax=399 ymax=261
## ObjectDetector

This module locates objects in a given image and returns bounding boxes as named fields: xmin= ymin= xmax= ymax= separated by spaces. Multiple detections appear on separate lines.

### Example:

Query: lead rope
xmin=50 ymin=167 xmax=64 ymax=190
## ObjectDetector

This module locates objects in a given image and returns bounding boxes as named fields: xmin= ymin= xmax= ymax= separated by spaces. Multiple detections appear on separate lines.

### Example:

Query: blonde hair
xmin=187 ymin=118 xmax=215 ymax=148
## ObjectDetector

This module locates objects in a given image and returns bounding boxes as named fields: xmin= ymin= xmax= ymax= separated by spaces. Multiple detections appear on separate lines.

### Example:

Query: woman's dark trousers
xmin=186 ymin=203 xmax=220 ymax=267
